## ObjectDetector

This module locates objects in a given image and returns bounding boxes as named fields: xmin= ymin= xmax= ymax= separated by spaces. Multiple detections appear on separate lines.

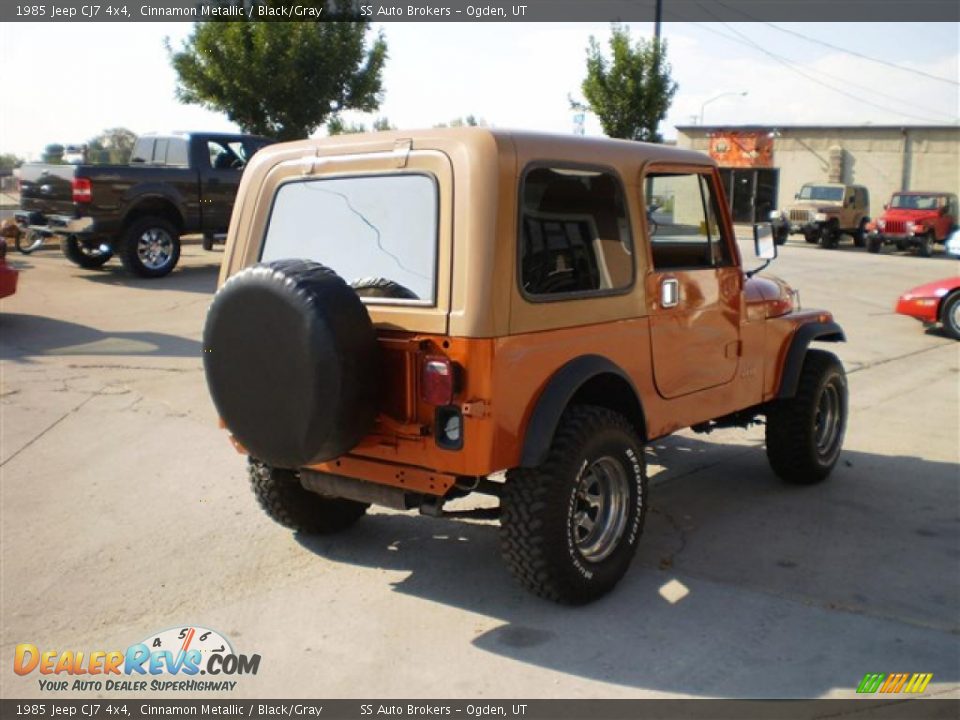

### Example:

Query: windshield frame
xmin=259 ymin=171 xmax=441 ymax=307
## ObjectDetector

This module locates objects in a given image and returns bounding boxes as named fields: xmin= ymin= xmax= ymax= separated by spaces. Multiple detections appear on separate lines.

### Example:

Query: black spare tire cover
xmin=203 ymin=259 xmax=380 ymax=468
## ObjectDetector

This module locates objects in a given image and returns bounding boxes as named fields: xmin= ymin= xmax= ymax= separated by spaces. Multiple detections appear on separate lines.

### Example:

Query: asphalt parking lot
xmin=1 ymin=235 xmax=958 ymax=700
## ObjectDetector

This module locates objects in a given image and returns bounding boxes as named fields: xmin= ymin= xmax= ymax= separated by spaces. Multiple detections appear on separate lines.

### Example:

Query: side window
xmin=207 ymin=141 xmax=243 ymax=170
xmin=131 ymin=138 xmax=154 ymax=164
xmin=646 ymin=172 xmax=731 ymax=270
xmin=519 ymin=166 xmax=633 ymax=297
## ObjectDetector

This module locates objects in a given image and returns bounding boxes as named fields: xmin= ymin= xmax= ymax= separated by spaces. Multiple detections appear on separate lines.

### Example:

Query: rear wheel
xmin=121 ymin=216 xmax=181 ymax=278
xmin=917 ymin=231 xmax=935 ymax=258
xmin=941 ymin=293 xmax=960 ymax=340
xmin=249 ymin=459 xmax=368 ymax=534
xmin=774 ymin=226 xmax=788 ymax=246
xmin=866 ymin=235 xmax=882 ymax=254
xmin=765 ymin=350 xmax=848 ymax=484
xmin=803 ymin=229 xmax=820 ymax=244
xmin=500 ymin=406 xmax=647 ymax=604
xmin=60 ymin=234 xmax=112 ymax=268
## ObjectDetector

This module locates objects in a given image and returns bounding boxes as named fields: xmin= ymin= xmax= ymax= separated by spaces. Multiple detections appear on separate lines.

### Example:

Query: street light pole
xmin=699 ymin=91 xmax=748 ymax=125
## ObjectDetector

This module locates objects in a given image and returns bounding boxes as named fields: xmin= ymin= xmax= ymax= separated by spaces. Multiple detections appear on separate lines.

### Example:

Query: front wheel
xmin=917 ymin=231 xmax=935 ymax=258
xmin=60 ymin=234 xmax=112 ymax=268
xmin=941 ymin=293 xmax=960 ymax=340
xmin=120 ymin=216 xmax=181 ymax=278
xmin=500 ymin=406 xmax=647 ymax=604
xmin=765 ymin=350 xmax=848 ymax=484
xmin=248 ymin=459 xmax=368 ymax=534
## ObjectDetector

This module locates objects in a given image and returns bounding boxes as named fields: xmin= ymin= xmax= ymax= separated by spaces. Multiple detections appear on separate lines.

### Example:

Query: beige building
xmin=675 ymin=125 xmax=960 ymax=223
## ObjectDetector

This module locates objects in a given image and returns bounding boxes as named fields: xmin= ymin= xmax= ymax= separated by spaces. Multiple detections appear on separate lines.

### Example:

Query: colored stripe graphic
xmin=857 ymin=672 xmax=932 ymax=694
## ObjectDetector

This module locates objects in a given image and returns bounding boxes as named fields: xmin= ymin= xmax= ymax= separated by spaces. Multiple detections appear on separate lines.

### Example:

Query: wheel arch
xmin=520 ymin=355 xmax=647 ymax=468
xmin=121 ymin=196 xmax=185 ymax=233
xmin=776 ymin=321 xmax=846 ymax=399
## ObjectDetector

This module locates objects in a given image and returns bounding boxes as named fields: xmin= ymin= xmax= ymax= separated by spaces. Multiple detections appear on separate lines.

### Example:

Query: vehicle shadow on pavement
xmin=0 ymin=313 xmax=202 ymax=362
xmin=295 ymin=435 xmax=959 ymax=697
xmin=79 ymin=263 xmax=220 ymax=295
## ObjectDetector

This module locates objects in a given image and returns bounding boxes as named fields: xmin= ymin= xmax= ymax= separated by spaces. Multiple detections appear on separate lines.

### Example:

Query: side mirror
xmin=883 ymin=203 xmax=889 ymax=210
xmin=753 ymin=223 xmax=778 ymax=261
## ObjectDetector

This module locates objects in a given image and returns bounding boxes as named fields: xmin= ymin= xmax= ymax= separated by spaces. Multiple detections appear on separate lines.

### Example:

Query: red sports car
xmin=895 ymin=277 xmax=960 ymax=340
xmin=0 ymin=238 xmax=18 ymax=299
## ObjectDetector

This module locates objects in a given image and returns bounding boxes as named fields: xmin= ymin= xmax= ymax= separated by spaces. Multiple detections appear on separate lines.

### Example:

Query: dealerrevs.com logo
xmin=14 ymin=626 xmax=261 ymax=692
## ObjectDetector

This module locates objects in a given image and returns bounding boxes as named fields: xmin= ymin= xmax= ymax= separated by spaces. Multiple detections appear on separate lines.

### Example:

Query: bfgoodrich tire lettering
xmin=249 ymin=459 xmax=367 ymax=534
xmin=765 ymin=349 xmax=848 ymax=484
xmin=500 ymin=406 xmax=647 ymax=604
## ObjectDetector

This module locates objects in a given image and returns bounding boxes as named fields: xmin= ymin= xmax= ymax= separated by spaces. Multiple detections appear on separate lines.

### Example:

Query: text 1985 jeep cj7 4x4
xmin=203 ymin=130 xmax=849 ymax=604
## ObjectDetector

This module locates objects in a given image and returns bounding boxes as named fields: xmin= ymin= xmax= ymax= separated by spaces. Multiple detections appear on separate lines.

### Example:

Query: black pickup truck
xmin=16 ymin=132 xmax=273 ymax=278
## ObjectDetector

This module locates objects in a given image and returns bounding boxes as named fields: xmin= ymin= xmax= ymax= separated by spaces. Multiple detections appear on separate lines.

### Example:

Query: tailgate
xmin=19 ymin=164 xmax=76 ymax=216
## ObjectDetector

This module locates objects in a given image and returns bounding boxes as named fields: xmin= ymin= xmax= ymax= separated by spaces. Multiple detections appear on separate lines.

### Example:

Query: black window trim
xmin=517 ymin=160 xmax=636 ymax=304
xmin=258 ymin=170 xmax=441 ymax=308
xmin=643 ymin=166 xmax=736 ymax=273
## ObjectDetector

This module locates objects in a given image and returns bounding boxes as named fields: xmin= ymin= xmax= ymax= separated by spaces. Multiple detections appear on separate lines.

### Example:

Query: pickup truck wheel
xmin=16 ymin=230 xmax=45 ymax=255
xmin=500 ymin=406 xmax=646 ymax=604
xmin=60 ymin=235 xmax=112 ymax=268
xmin=917 ymin=231 xmax=934 ymax=258
xmin=249 ymin=459 xmax=367 ymax=534
xmin=853 ymin=219 xmax=868 ymax=248
xmin=203 ymin=259 xmax=380 ymax=469
xmin=121 ymin=217 xmax=181 ymax=278
xmin=940 ymin=292 xmax=960 ymax=340
xmin=765 ymin=350 xmax=848 ymax=485
xmin=866 ymin=235 xmax=882 ymax=254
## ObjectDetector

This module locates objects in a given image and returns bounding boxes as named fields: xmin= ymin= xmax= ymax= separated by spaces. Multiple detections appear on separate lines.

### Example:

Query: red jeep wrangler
xmin=867 ymin=192 xmax=958 ymax=257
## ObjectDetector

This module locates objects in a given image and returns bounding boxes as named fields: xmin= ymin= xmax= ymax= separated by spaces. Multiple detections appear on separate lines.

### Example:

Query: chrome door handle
xmin=660 ymin=278 xmax=679 ymax=308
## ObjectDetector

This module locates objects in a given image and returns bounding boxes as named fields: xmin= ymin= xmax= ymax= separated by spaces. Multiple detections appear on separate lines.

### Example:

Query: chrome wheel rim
xmin=814 ymin=383 xmax=842 ymax=458
xmin=572 ymin=456 xmax=630 ymax=563
xmin=950 ymin=301 xmax=960 ymax=333
xmin=137 ymin=227 xmax=173 ymax=270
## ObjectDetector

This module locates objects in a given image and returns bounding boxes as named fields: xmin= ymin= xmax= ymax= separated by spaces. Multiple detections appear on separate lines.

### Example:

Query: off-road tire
xmin=820 ymin=222 xmax=839 ymax=249
xmin=249 ymin=459 xmax=368 ymax=534
xmin=866 ymin=235 xmax=882 ymax=254
xmin=774 ymin=226 xmax=789 ymax=246
xmin=803 ymin=229 xmax=820 ymax=244
xmin=940 ymin=292 xmax=960 ymax=341
xmin=202 ymin=235 xmax=216 ymax=251
xmin=765 ymin=350 xmax=848 ymax=485
xmin=500 ymin=406 xmax=647 ymax=605
xmin=120 ymin=216 xmax=181 ymax=278
xmin=917 ymin=231 xmax=935 ymax=258
xmin=853 ymin=219 xmax=868 ymax=248
xmin=350 ymin=277 xmax=418 ymax=300
xmin=60 ymin=234 xmax=112 ymax=268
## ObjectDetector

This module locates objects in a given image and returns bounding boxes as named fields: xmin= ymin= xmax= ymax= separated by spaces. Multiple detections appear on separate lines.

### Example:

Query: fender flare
xmin=520 ymin=355 xmax=645 ymax=468
xmin=777 ymin=321 xmax=846 ymax=399
xmin=120 ymin=192 xmax=186 ymax=231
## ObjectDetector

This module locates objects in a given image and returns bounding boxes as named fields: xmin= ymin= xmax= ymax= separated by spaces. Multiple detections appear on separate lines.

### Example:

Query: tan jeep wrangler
xmin=771 ymin=183 xmax=870 ymax=249
xmin=203 ymin=129 xmax=849 ymax=604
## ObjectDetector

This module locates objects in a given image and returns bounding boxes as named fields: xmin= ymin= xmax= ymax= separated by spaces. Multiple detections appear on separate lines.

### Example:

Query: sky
xmin=0 ymin=21 xmax=957 ymax=160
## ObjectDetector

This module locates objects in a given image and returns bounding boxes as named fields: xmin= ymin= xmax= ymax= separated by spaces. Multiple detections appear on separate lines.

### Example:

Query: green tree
xmin=0 ymin=153 xmax=23 ymax=172
xmin=42 ymin=144 xmax=65 ymax=164
xmin=168 ymin=7 xmax=387 ymax=141
xmin=575 ymin=23 xmax=678 ymax=142
xmin=86 ymin=127 xmax=137 ymax=164
xmin=327 ymin=116 xmax=395 ymax=135
xmin=433 ymin=115 xmax=485 ymax=128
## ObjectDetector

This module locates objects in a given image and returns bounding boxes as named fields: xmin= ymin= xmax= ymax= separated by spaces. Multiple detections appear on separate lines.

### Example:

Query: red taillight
xmin=72 ymin=177 xmax=92 ymax=203
xmin=421 ymin=356 xmax=454 ymax=406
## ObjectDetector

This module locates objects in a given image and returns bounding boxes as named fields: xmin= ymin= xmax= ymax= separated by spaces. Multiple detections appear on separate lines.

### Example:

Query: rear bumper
xmin=15 ymin=211 xmax=94 ymax=236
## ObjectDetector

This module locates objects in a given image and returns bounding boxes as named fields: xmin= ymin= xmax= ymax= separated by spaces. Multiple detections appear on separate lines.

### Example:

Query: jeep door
xmin=643 ymin=166 xmax=741 ymax=399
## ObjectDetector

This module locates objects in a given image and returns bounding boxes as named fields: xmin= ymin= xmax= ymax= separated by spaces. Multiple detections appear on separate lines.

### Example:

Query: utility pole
xmin=654 ymin=0 xmax=662 ymax=43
